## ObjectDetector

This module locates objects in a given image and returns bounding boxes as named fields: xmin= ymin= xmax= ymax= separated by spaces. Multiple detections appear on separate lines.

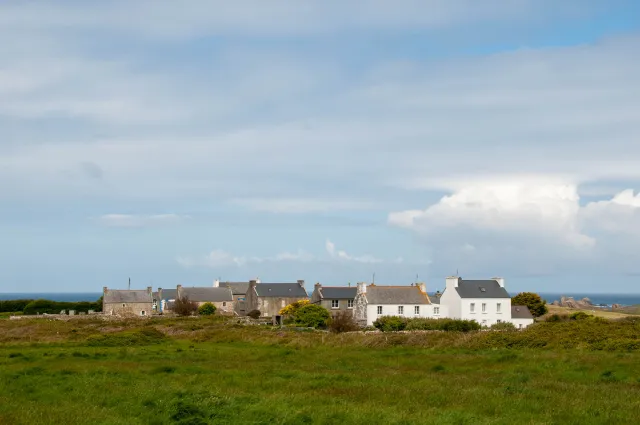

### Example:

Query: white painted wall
xmin=512 ymin=317 xmax=534 ymax=329
xmin=364 ymin=303 xmax=447 ymax=327
xmin=458 ymin=297 xmax=512 ymax=327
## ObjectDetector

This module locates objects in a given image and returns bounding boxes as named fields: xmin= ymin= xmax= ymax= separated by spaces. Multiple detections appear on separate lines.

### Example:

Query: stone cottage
xmin=176 ymin=285 xmax=235 ymax=315
xmin=310 ymin=283 xmax=357 ymax=317
xmin=244 ymin=280 xmax=308 ymax=318
xmin=103 ymin=286 xmax=153 ymax=317
xmin=214 ymin=279 xmax=257 ymax=316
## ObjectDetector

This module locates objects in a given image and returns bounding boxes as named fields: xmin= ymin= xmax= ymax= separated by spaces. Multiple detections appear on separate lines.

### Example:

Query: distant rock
xmin=553 ymin=296 xmax=594 ymax=309
xmin=612 ymin=304 xmax=622 ymax=309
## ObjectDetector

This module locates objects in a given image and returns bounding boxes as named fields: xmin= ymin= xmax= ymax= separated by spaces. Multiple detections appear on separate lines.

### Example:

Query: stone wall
xmin=104 ymin=302 xmax=153 ymax=317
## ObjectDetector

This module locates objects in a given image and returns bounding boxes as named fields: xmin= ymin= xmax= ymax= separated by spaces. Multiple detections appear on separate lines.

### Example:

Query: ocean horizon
xmin=1 ymin=291 xmax=639 ymax=306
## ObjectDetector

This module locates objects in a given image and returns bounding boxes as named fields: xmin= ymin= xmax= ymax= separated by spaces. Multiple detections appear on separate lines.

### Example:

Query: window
xmin=141 ymin=311 xmax=146 ymax=316
xmin=519 ymin=324 xmax=523 ymax=329
xmin=434 ymin=307 xmax=440 ymax=315
xmin=377 ymin=306 xmax=383 ymax=315
xmin=347 ymin=299 xmax=354 ymax=309
xmin=331 ymin=300 xmax=339 ymax=309
xmin=497 ymin=319 xmax=502 ymax=324
xmin=497 ymin=303 xmax=502 ymax=313
xmin=470 ymin=303 xmax=475 ymax=313
xmin=414 ymin=306 xmax=420 ymax=315
xmin=482 ymin=303 xmax=486 ymax=313
xmin=398 ymin=306 xmax=404 ymax=315
xmin=223 ymin=302 xmax=227 ymax=307
xmin=122 ymin=303 xmax=126 ymax=308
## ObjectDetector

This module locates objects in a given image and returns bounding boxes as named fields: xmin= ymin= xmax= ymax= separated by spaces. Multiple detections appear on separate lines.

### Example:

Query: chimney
xmin=357 ymin=281 xmax=367 ymax=294
xmin=446 ymin=276 xmax=459 ymax=290
xmin=147 ymin=286 xmax=152 ymax=296
xmin=297 ymin=279 xmax=305 ymax=287
xmin=213 ymin=279 xmax=220 ymax=288
xmin=103 ymin=286 xmax=108 ymax=295
xmin=417 ymin=282 xmax=426 ymax=294
xmin=249 ymin=280 xmax=257 ymax=288
xmin=493 ymin=277 xmax=505 ymax=288
xmin=314 ymin=282 xmax=321 ymax=290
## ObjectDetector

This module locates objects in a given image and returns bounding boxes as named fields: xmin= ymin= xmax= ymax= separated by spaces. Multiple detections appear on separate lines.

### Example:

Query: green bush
xmin=402 ymin=317 xmax=481 ymax=332
xmin=22 ymin=298 xmax=102 ymax=315
xmin=490 ymin=321 xmax=517 ymax=331
xmin=373 ymin=316 xmax=407 ymax=332
xmin=294 ymin=305 xmax=330 ymax=328
xmin=0 ymin=299 xmax=33 ymax=313
xmin=570 ymin=311 xmax=592 ymax=321
xmin=198 ymin=303 xmax=216 ymax=316
xmin=247 ymin=310 xmax=261 ymax=319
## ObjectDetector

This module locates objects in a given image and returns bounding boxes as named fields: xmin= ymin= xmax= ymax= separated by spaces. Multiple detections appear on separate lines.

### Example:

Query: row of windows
xmin=376 ymin=306 xmax=440 ymax=315
xmin=331 ymin=299 xmax=354 ymax=308
xmin=470 ymin=302 xmax=502 ymax=313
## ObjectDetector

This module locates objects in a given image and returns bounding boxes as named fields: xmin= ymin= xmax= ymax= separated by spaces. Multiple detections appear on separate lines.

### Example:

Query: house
xmin=310 ymin=283 xmax=357 ymax=317
xmin=103 ymin=286 xmax=153 ymax=317
xmin=214 ymin=279 xmax=256 ymax=316
xmin=156 ymin=288 xmax=177 ymax=314
xmin=439 ymin=276 xmax=512 ymax=327
xmin=244 ymin=280 xmax=309 ymax=318
xmin=176 ymin=285 xmax=235 ymax=315
xmin=511 ymin=305 xmax=535 ymax=329
xmin=353 ymin=282 xmax=446 ymax=327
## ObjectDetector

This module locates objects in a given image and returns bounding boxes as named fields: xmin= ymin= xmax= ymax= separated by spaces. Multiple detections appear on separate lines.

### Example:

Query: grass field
xmin=1 ymin=317 xmax=639 ymax=424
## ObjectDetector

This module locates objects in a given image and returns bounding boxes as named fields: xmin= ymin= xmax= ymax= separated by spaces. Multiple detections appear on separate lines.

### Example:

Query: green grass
xmin=0 ymin=318 xmax=639 ymax=424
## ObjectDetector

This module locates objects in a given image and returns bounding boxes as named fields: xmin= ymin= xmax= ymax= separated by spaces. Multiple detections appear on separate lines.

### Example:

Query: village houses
xmin=176 ymin=285 xmax=235 ymax=315
xmin=310 ymin=283 xmax=357 ymax=317
xmin=214 ymin=280 xmax=253 ymax=316
xmin=244 ymin=279 xmax=309 ymax=318
xmin=103 ymin=286 xmax=153 ymax=317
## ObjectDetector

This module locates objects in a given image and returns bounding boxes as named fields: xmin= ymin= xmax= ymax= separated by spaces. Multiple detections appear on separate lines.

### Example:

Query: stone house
xmin=244 ymin=280 xmax=308 ymax=318
xmin=354 ymin=282 xmax=445 ymax=327
xmin=103 ymin=286 xmax=153 ymax=317
xmin=176 ymin=285 xmax=235 ymax=315
xmin=156 ymin=288 xmax=177 ymax=314
xmin=511 ymin=305 xmax=535 ymax=329
xmin=310 ymin=283 xmax=357 ymax=317
xmin=438 ymin=276 xmax=512 ymax=327
xmin=214 ymin=280 xmax=256 ymax=316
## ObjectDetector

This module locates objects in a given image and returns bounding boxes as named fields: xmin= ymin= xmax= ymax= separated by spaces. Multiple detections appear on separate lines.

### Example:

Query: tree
xmin=328 ymin=311 xmax=360 ymax=333
xmin=247 ymin=309 xmax=261 ymax=319
xmin=198 ymin=302 xmax=216 ymax=316
xmin=279 ymin=299 xmax=309 ymax=317
xmin=173 ymin=296 xmax=198 ymax=317
xmin=511 ymin=292 xmax=548 ymax=317
xmin=294 ymin=304 xmax=330 ymax=328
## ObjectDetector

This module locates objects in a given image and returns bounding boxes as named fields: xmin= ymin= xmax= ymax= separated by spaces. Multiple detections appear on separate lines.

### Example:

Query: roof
xmin=180 ymin=287 xmax=233 ymax=302
xmin=454 ymin=279 xmax=510 ymax=299
xmin=104 ymin=289 xmax=151 ymax=304
xmin=429 ymin=294 xmax=441 ymax=305
xmin=365 ymin=285 xmax=430 ymax=305
xmin=220 ymin=281 xmax=250 ymax=295
xmin=255 ymin=283 xmax=308 ymax=298
xmin=511 ymin=305 xmax=534 ymax=319
xmin=160 ymin=289 xmax=177 ymax=301
xmin=319 ymin=287 xmax=357 ymax=299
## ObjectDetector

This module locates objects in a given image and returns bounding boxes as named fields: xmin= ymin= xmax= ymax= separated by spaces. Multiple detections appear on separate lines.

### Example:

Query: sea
xmin=0 ymin=292 xmax=639 ymax=307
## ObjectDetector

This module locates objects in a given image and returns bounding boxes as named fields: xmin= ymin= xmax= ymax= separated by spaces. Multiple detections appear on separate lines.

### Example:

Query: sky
xmin=1 ymin=0 xmax=640 ymax=294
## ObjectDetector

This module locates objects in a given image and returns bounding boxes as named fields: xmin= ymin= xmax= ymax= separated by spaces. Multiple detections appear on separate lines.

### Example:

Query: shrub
xmin=511 ymin=292 xmax=548 ymax=317
xmin=279 ymin=300 xmax=310 ymax=317
xmin=490 ymin=321 xmax=517 ymax=331
xmin=294 ymin=304 xmax=330 ymax=328
xmin=0 ymin=299 xmax=33 ymax=313
xmin=173 ymin=297 xmax=198 ymax=317
xmin=570 ymin=311 xmax=592 ymax=321
xmin=403 ymin=318 xmax=481 ymax=332
xmin=198 ymin=303 xmax=216 ymax=316
xmin=247 ymin=310 xmax=261 ymax=319
xmin=328 ymin=311 xmax=360 ymax=333
xmin=22 ymin=298 xmax=102 ymax=315
xmin=373 ymin=316 xmax=407 ymax=332
xmin=545 ymin=313 xmax=569 ymax=322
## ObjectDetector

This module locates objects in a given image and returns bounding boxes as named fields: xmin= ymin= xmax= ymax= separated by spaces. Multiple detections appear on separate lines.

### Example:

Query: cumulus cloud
xmin=98 ymin=214 xmax=188 ymax=228
xmin=325 ymin=239 xmax=383 ymax=264
xmin=177 ymin=248 xmax=315 ymax=268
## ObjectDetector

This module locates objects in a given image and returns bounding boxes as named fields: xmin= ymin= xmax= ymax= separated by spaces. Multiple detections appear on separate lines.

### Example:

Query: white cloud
xmin=98 ymin=214 xmax=188 ymax=228
xmin=177 ymin=248 xmax=315 ymax=269
xmin=325 ymin=239 xmax=383 ymax=264
xmin=229 ymin=198 xmax=376 ymax=213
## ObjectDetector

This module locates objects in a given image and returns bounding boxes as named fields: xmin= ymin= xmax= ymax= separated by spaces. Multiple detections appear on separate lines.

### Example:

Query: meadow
xmin=0 ymin=317 xmax=639 ymax=425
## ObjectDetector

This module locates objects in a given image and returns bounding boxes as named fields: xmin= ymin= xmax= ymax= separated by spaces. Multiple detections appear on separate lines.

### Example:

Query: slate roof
xmin=160 ymin=289 xmax=177 ymax=301
xmin=454 ymin=279 xmax=510 ymax=299
xmin=255 ymin=283 xmax=308 ymax=298
xmin=179 ymin=287 xmax=233 ymax=302
xmin=430 ymin=294 xmax=441 ymax=305
xmin=319 ymin=287 xmax=357 ymax=299
xmin=220 ymin=281 xmax=250 ymax=295
xmin=365 ymin=285 xmax=430 ymax=305
xmin=104 ymin=290 xmax=151 ymax=304
xmin=511 ymin=305 xmax=534 ymax=319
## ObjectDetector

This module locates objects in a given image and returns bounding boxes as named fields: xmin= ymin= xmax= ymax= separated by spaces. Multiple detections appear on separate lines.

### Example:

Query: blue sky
xmin=1 ymin=1 xmax=640 ymax=293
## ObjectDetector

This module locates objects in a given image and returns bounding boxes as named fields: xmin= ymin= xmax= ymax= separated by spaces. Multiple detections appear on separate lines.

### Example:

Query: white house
xmin=354 ymin=282 xmax=447 ymax=327
xmin=439 ymin=276 xmax=512 ymax=327
xmin=511 ymin=305 xmax=535 ymax=329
